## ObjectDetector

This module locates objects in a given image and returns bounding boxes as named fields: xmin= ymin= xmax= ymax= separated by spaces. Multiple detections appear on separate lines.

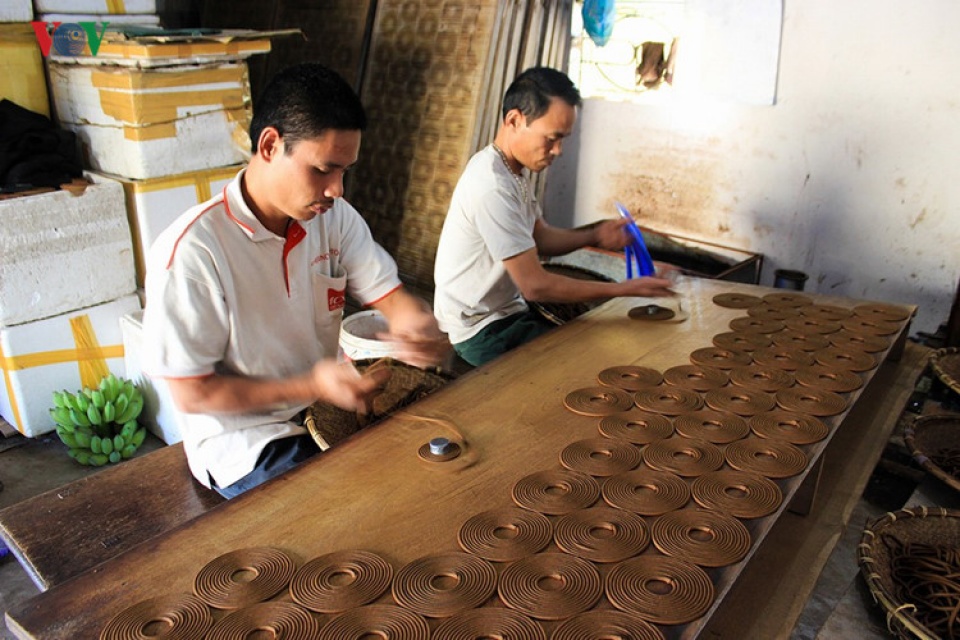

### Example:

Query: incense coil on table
xmin=729 ymin=316 xmax=786 ymax=334
xmin=689 ymin=346 xmax=753 ymax=370
xmin=205 ymin=602 xmax=319 ymax=640
xmin=194 ymin=547 xmax=297 ymax=610
xmin=829 ymin=329 xmax=891 ymax=353
xmin=319 ymin=604 xmax=429 ymax=640
xmin=703 ymin=386 xmax=777 ymax=416
xmin=289 ymin=550 xmax=393 ymax=613
xmin=391 ymin=552 xmax=497 ymax=618
xmin=712 ymin=331 xmax=772 ymax=352
xmin=749 ymin=410 xmax=830 ymax=445
xmin=903 ymin=414 xmax=960 ymax=494
xmin=633 ymin=386 xmax=704 ymax=415
xmin=597 ymin=365 xmax=663 ymax=391
xmin=560 ymin=437 xmax=643 ymax=477
xmin=761 ymin=292 xmax=813 ymax=308
xmin=662 ymin=364 xmax=729 ymax=392
xmin=857 ymin=507 xmax=960 ymax=640
xmin=598 ymin=410 xmax=674 ymax=444
xmin=712 ymin=292 xmax=763 ymax=309
xmin=794 ymin=365 xmax=863 ymax=393
xmin=642 ymin=437 xmax=725 ymax=477
xmin=724 ymin=437 xmax=808 ymax=478
xmin=512 ymin=469 xmax=601 ymax=515
xmin=674 ymin=408 xmax=750 ymax=443
xmin=750 ymin=346 xmax=816 ymax=371
xmin=605 ymin=555 xmax=715 ymax=625
xmin=651 ymin=508 xmax=752 ymax=567
xmin=431 ymin=608 xmax=547 ymax=640
xmin=853 ymin=302 xmax=913 ymax=322
xmin=728 ymin=364 xmax=796 ymax=392
xmin=457 ymin=507 xmax=553 ymax=562
xmin=497 ymin=553 xmax=603 ymax=620
xmin=550 ymin=610 xmax=665 ymax=640
xmin=841 ymin=316 xmax=903 ymax=336
xmin=746 ymin=304 xmax=800 ymax=321
xmin=776 ymin=386 xmax=849 ymax=416
xmin=814 ymin=347 xmax=877 ymax=372
xmin=691 ymin=469 xmax=783 ymax=518
xmin=782 ymin=316 xmax=843 ymax=335
xmin=563 ymin=386 xmax=636 ymax=416
xmin=530 ymin=264 xmax=614 ymax=325
xmin=100 ymin=593 xmax=214 ymax=640
xmin=800 ymin=303 xmax=855 ymax=322
xmin=554 ymin=506 xmax=651 ymax=563
xmin=770 ymin=330 xmax=831 ymax=352
xmin=929 ymin=347 xmax=960 ymax=398
xmin=602 ymin=468 xmax=691 ymax=515
xmin=628 ymin=304 xmax=676 ymax=322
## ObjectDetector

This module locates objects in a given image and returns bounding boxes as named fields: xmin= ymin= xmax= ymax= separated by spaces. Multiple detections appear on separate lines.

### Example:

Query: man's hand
xmin=593 ymin=218 xmax=633 ymax=252
xmin=621 ymin=275 xmax=676 ymax=298
xmin=310 ymin=360 xmax=391 ymax=413
xmin=373 ymin=290 xmax=451 ymax=368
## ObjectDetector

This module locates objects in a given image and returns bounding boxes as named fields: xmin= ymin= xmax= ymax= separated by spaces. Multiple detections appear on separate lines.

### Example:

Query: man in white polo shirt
xmin=142 ymin=63 xmax=447 ymax=498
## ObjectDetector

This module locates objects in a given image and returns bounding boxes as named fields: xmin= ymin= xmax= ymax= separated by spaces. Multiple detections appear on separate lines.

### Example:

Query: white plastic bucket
xmin=339 ymin=310 xmax=395 ymax=362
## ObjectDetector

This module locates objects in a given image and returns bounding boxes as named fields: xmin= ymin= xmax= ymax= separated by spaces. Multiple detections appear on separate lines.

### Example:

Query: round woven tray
xmin=930 ymin=347 xmax=960 ymax=397
xmin=857 ymin=507 xmax=960 ymax=640
xmin=903 ymin=414 xmax=960 ymax=493
xmin=305 ymin=358 xmax=452 ymax=451
xmin=530 ymin=264 xmax=614 ymax=325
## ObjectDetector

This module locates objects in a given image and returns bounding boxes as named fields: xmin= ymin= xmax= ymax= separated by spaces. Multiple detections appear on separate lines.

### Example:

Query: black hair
xmin=501 ymin=67 xmax=582 ymax=122
xmin=250 ymin=63 xmax=367 ymax=153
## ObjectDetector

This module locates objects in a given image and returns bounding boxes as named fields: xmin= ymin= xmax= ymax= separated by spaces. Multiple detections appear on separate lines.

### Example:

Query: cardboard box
xmin=34 ymin=0 xmax=156 ymax=13
xmin=115 ymin=164 xmax=241 ymax=286
xmin=47 ymin=62 xmax=252 ymax=179
xmin=0 ymin=294 xmax=141 ymax=436
xmin=0 ymin=24 xmax=48 ymax=116
xmin=0 ymin=172 xmax=137 ymax=327
xmin=119 ymin=310 xmax=180 ymax=444
xmin=0 ymin=1 xmax=32 ymax=22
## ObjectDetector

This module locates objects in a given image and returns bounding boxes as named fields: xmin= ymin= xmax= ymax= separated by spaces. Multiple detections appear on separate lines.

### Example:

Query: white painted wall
xmin=545 ymin=0 xmax=959 ymax=335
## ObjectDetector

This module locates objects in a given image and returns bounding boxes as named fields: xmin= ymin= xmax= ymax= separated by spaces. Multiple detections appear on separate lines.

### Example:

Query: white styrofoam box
xmin=0 ymin=24 xmax=48 ymax=116
xmin=47 ymin=62 xmax=252 ymax=180
xmin=119 ymin=310 xmax=180 ymax=444
xmin=34 ymin=0 xmax=156 ymax=14
xmin=0 ymin=0 xmax=32 ymax=21
xmin=0 ymin=172 xmax=137 ymax=327
xmin=0 ymin=294 xmax=141 ymax=436
xmin=39 ymin=13 xmax=160 ymax=25
xmin=114 ymin=164 xmax=241 ymax=286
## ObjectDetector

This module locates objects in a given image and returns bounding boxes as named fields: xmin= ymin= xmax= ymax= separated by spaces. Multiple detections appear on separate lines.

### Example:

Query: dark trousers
xmin=213 ymin=434 xmax=320 ymax=499
xmin=453 ymin=309 xmax=554 ymax=366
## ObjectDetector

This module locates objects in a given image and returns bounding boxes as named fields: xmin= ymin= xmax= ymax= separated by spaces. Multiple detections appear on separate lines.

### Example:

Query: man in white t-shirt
xmin=433 ymin=67 xmax=675 ymax=366
xmin=142 ymin=64 xmax=447 ymax=498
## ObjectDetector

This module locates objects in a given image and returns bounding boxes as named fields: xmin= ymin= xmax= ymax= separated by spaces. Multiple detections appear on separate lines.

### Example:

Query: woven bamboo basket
xmin=304 ymin=358 xmax=453 ymax=451
xmin=530 ymin=263 xmax=615 ymax=326
xmin=857 ymin=506 xmax=960 ymax=639
xmin=904 ymin=414 xmax=960 ymax=493
xmin=930 ymin=347 xmax=960 ymax=398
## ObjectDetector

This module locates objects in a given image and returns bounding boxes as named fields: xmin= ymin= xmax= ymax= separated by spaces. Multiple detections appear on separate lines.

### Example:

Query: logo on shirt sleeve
xmin=328 ymin=288 xmax=346 ymax=311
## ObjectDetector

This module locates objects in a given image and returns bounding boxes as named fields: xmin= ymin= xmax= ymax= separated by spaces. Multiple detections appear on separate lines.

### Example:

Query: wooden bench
xmin=0 ymin=442 xmax=223 ymax=590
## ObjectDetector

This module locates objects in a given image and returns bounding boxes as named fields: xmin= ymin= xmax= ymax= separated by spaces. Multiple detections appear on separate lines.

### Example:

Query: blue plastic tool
xmin=615 ymin=202 xmax=656 ymax=278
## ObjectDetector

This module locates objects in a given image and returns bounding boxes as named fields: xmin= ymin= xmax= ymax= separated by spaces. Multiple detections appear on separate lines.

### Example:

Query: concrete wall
xmin=544 ymin=0 xmax=959 ymax=335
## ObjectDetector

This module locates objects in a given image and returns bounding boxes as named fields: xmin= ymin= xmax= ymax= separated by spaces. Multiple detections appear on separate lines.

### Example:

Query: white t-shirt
xmin=433 ymin=145 xmax=541 ymax=344
xmin=142 ymin=169 xmax=401 ymax=488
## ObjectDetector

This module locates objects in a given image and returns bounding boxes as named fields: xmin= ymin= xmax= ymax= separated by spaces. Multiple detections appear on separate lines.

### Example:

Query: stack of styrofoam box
xmin=0 ymin=173 xmax=141 ymax=437
xmin=34 ymin=0 xmax=160 ymax=27
xmin=0 ymin=2 xmax=50 ymax=119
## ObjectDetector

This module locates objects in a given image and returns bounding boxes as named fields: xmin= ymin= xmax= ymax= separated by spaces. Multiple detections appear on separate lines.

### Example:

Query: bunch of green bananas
xmin=49 ymin=373 xmax=147 ymax=466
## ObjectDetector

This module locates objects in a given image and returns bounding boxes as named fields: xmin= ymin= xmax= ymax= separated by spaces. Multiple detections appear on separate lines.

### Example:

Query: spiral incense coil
xmin=703 ymin=387 xmax=777 ymax=417
xmin=598 ymin=411 xmax=674 ymax=444
xmin=813 ymin=347 xmax=877 ymax=372
xmin=289 ymin=550 xmax=393 ymax=613
xmin=782 ymin=316 xmax=843 ymax=335
xmin=628 ymin=304 xmax=676 ymax=321
xmin=712 ymin=292 xmax=762 ymax=309
xmin=650 ymin=508 xmax=751 ymax=568
xmin=674 ymin=409 xmax=750 ymax=444
xmin=840 ymin=316 xmax=902 ymax=336
xmin=633 ymin=386 xmax=704 ymax=415
xmin=498 ymin=553 xmax=603 ymax=620
xmin=800 ymin=304 xmax=854 ymax=322
xmin=795 ymin=365 xmax=862 ymax=393
xmin=662 ymin=364 xmax=729 ymax=392
xmin=194 ymin=547 xmax=296 ymax=610
xmin=563 ymin=386 xmax=636 ymax=416
xmin=204 ymin=602 xmax=318 ymax=640
xmin=729 ymin=316 xmax=786 ymax=334
xmin=712 ymin=331 xmax=772 ymax=352
xmin=689 ymin=347 xmax=753 ymax=370
xmin=750 ymin=346 xmax=815 ymax=371
xmin=318 ymin=604 xmax=429 ymax=640
xmin=770 ymin=330 xmax=830 ymax=352
xmin=690 ymin=469 xmax=783 ymax=518
xmin=746 ymin=304 xmax=800 ymax=321
xmin=642 ymin=437 xmax=724 ymax=477
xmin=853 ymin=302 xmax=912 ymax=322
xmin=728 ymin=365 xmax=796 ymax=393
xmin=776 ymin=387 xmax=849 ymax=416
xmin=550 ymin=610 xmax=666 ymax=640
xmin=391 ymin=552 xmax=497 ymax=618
xmin=100 ymin=593 xmax=213 ymax=640
xmin=761 ymin=292 xmax=813 ymax=308
xmin=881 ymin=535 xmax=960 ymax=638
xmin=431 ymin=608 xmax=547 ymax=640
xmin=512 ymin=469 xmax=601 ymax=515
xmin=560 ymin=437 xmax=643 ymax=477
xmin=724 ymin=437 xmax=808 ymax=478
xmin=554 ymin=506 xmax=651 ymax=563
xmin=597 ymin=365 xmax=663 ymax=391
xmin=828 ymin=330 xmax=890 ymax=353
xmin=457 ymin=507 xmax=553 ymax=562
xmin=605 ymin=555 xmax=715 ymax=625
xmin=749 ymin=410 xmax=830 ymax=445
xmin=602 ymin=468 xmax=691 ymax=515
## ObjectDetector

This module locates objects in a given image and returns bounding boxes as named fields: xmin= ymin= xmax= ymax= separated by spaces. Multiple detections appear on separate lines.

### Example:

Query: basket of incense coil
xmin=930 ymin=348 xmax=960 ymax=398
xmin=529 ymin=263 xmax=615 ymax=325
xmin=904 ymin=414 xmax=960 ymax=494
xmin=305 ymin=358 xmax=453 ymax=450
xmin=857 ymin=506 xmax=960 ymax=639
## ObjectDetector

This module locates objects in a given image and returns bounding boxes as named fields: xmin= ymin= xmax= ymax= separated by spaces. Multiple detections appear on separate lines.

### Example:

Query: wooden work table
xmin=5 ymin=277 xmax=920 ymax=639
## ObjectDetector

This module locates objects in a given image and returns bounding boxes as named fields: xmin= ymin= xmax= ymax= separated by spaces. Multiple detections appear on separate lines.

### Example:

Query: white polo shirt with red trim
xmin=142 ymin=169 xmax=401 ymax=488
